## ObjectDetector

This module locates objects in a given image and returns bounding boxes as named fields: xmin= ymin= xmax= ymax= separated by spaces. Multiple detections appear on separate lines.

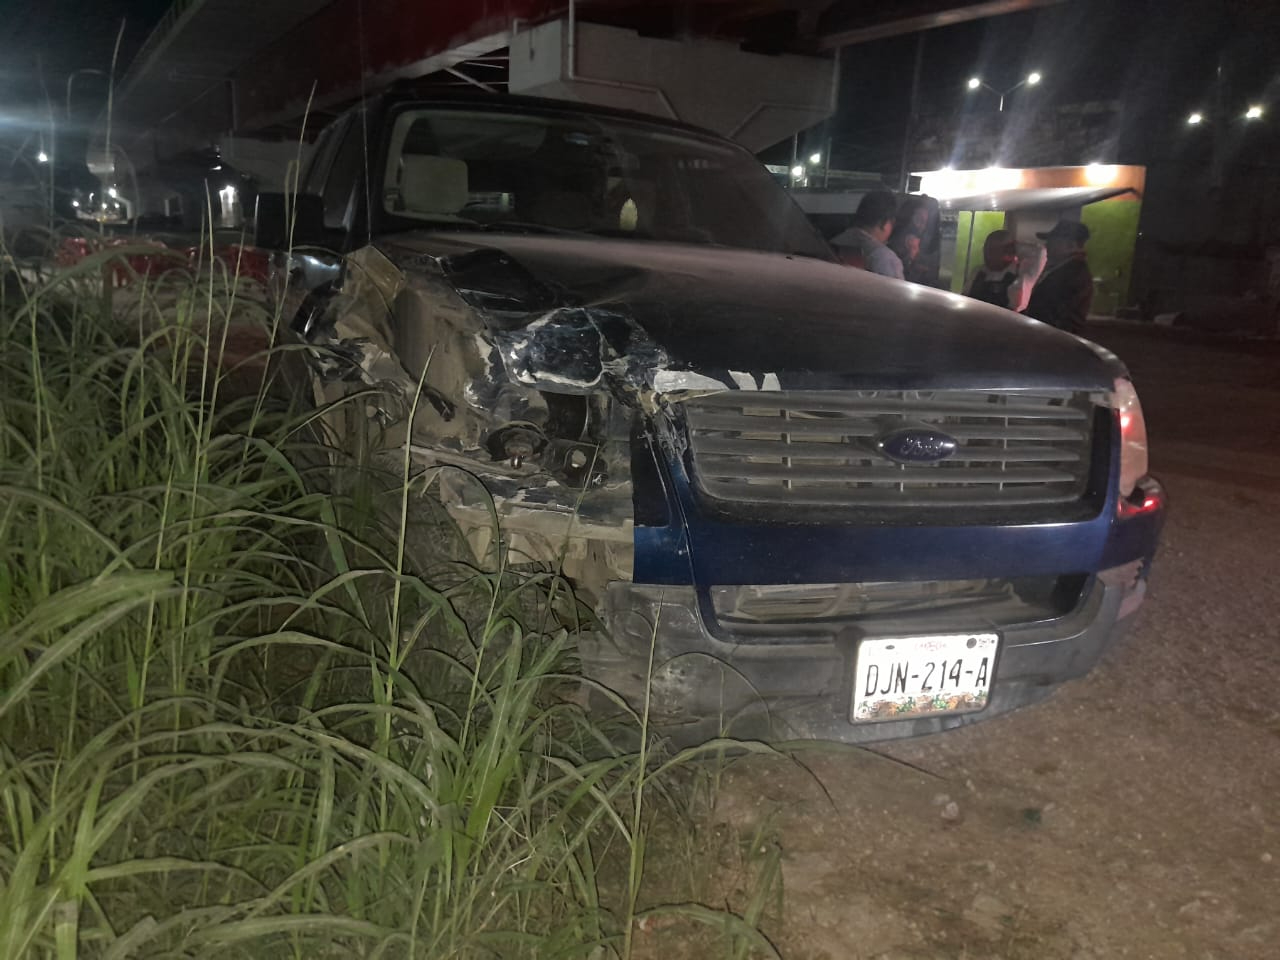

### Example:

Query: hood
xmin=381 ymin=231 xmax=1124 ymax=393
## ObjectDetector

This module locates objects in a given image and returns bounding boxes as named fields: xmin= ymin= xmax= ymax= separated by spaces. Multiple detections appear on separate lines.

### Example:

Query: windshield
xmin=378 ymin=105 xmax=831 ymax=260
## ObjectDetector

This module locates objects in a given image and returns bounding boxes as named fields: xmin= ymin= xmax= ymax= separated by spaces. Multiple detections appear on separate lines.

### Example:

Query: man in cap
xmin=1025 ymin=220 xmax=1094 ymax=334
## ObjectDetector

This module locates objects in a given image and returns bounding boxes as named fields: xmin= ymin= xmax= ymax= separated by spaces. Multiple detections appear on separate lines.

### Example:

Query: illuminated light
xmin=1026 ymin=72 xmax=1042 ymax=86
xmin=1119 ymin=490 xmax=1162 ymax=519
xmin=1113 ymin=377 xmax=1148 ymax=498
xmin=1187 ymin=112 xmax=1204 ymax=125
xmin=107 ymin=186 xmax=118 ymax=198
xmin=71 ymin=200 xmax=80 ymax=208
xmin=980 ymin=166 xmax=1023 ymax=192
xmin=37 ymin=151 xmax=49 ymax=163
xmin=915 ymin=165 xmax=1023 ymax=201
xmin=1245 ymin=104 xmax=1264 ymax=120
xmin=967 ymin=77 xmax=982 ymax=90
xmin=1085 ymin=163 xmax=1119 ymax=186
xmin=789 ymin=164 xmax=804 ymax=179
xmin=809 ymin=152 xmax=822 ymax=165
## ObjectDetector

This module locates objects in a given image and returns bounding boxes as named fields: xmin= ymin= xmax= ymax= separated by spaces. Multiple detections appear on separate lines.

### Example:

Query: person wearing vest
xmin=1026 ymin=220 xmax=1094 ymax=335
xmin=968 ymin=230 xmax=1019 ymax=307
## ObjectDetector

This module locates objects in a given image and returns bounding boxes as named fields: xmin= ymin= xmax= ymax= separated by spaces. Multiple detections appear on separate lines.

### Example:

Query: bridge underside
xmin=100 ymin=0 xmax=1060 ymax=172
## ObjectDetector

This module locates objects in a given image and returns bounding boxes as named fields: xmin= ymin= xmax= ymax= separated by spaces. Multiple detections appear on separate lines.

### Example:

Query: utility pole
xmin=898 ymin=33 xmax=925 ymax=192
xmin=1210 ymin=54 xmax=1226 ymax=192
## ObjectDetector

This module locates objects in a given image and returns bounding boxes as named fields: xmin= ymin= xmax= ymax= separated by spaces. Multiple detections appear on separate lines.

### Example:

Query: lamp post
xmin=966 ymin=71 xmax=1042 ymax=112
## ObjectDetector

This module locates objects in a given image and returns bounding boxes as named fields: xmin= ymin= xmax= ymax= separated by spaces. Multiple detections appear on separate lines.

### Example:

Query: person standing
xmin=967 ymin=230 xmax=1047 ymax=312
xmin=831 ymin=190 xmax=904 ymax=279
xmin=1025 ymin=220 xmax=1094 ymax=334
xmin=898 ymin=232 xmax=923 ymax=281
xmin=968 ymin=230 xmax=1019 ymax=307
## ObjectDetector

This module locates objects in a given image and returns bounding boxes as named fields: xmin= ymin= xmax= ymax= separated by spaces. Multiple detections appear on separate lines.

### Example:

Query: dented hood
xmin=382 ymin=232 xmax=1124 ymax=392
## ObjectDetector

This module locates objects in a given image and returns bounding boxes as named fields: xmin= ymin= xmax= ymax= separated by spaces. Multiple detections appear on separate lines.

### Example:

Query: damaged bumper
xmin=576 ymin=428 xmax=1165 ymax=744
xmin=590 ymin=561 xmax=1148 ymax=744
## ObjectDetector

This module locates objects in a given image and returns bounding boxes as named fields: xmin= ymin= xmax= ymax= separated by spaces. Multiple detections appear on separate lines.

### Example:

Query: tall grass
xmin=0 ymin=242 xmax=776 ymax=959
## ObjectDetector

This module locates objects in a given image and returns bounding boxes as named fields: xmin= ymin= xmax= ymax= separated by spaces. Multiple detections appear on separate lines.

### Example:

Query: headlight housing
xmin=1112 ymin=377 xmax=1149 ymax=498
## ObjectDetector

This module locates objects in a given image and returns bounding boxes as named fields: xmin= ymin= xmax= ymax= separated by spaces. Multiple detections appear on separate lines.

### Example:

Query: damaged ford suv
xmin=262 ymin=91 xmax=1165 ymax=743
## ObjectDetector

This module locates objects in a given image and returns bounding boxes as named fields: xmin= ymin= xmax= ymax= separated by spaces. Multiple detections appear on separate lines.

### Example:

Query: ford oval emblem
xmin=876 ymin=427 xmax=958 ymax=464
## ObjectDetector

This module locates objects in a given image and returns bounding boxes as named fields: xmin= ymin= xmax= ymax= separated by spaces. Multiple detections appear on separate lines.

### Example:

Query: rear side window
xmin=302 ymin=117 xmax=348 ymax=197
xmin=321 ymin=115 xmax=368 ymax=230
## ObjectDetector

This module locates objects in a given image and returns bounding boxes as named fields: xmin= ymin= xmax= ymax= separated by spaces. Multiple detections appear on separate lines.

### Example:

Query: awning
xmin=938 ymin=186 xmax=1138 ymax=213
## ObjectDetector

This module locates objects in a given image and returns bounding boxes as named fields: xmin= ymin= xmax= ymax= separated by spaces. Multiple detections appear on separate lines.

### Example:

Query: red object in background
xmin=56 ymin=235 xmax=186 ymax=285
xmin=221 ymin=245 xmax=272 ymax=285
xmin=54 ymin=236 xmax=272 ymax=288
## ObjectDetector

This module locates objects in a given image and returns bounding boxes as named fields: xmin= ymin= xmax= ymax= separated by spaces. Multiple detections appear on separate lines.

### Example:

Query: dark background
xmin=3 ymin=0 xmax=1277 ymax=168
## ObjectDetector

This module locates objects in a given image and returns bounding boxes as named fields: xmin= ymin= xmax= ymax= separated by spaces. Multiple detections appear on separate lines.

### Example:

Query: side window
xmin=320 ymin=114 xmax=368 ymax=230
xmin=302 ymin=118 xmax=346 ymax=197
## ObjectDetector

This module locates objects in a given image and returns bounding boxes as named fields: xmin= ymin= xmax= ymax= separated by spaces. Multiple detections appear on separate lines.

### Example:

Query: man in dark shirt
xmin=1026 ymin=220 xmax=1094 ymax=334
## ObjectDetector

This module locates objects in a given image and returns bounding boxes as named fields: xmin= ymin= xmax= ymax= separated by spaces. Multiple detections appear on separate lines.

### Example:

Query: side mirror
xmin=254 ymin=192 xmax=326 ymax=250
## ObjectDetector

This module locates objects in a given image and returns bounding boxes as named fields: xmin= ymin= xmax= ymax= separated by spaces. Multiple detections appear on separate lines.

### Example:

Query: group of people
xmin=831 ymin=189 xmax=1095 ymax=335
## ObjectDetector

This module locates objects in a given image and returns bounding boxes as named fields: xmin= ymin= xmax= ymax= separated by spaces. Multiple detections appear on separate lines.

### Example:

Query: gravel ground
xmin=681 ymin=326 xmax=1280 ymax=959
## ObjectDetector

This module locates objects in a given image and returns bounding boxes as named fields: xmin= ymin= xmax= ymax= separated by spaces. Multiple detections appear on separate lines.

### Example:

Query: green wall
xmin=1080 ymin=200 xmax=1142 ymax=316
xmin=949 ymin=201 xmax=1143 ymax=313
xmin=951 ymin=210 xmax=1008 ymax=293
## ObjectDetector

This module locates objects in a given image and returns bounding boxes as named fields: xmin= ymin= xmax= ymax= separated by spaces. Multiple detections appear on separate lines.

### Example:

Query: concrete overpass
xmin=98 ymin=0 xmax=1063 ymax=181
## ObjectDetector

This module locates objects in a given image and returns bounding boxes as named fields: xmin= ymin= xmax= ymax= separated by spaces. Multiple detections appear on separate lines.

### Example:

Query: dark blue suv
xmin=272 ymin=91 xmax=1165 ymax=742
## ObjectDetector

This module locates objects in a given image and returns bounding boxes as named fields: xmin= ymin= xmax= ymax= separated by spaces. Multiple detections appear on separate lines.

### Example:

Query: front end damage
xmin=293 ymin=242 xmax=678 ymax=605
xmin=293 ymin=240 xmax=1164 ymax=745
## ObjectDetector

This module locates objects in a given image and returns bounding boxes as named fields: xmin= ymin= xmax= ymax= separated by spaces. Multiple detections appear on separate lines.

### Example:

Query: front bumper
xmin=588 ymin=555 xmax=1149 ymax=744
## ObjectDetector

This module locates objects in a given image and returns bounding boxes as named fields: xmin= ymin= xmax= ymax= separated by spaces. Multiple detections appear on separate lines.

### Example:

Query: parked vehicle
xmin=254 ymin=90 xmax=1165 ymax=743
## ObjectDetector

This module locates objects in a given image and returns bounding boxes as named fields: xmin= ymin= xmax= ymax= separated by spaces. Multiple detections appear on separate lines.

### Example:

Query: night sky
xmin=824 ymin=0 xmax=1280 ymax=173
xmin=1 ymin=0 xmax=1278 ymax=170
xmin=0 ymin=0 xmax=169 ymax=118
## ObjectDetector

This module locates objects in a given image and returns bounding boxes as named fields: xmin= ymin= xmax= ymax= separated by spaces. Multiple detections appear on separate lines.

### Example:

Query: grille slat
xmin=698 ymin=462 xmax=1078 ymax=485
xmin=721 ymin=392 xmax=1090 ymax=421
xmin=690 ymin=483 xmax=1085 ymax=507
xmin=683 ymin=389 xmax=1097 ymax=511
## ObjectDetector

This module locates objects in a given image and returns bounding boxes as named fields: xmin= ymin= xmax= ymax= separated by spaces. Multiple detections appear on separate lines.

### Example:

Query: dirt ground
xmin=659 ymin=326 xmax=1280 ymax=959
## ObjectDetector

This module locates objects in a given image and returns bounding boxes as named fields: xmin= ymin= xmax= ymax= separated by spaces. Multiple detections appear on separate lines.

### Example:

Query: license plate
xmin=851 ymin=632 xmax=999 ymax=723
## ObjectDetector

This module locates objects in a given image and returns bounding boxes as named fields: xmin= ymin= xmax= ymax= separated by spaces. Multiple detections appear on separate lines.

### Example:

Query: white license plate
xmin=851 ymin=632 xmax=999 ymax=723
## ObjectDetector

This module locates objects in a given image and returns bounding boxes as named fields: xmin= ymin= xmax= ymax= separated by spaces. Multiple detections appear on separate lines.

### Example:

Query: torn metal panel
xmin=292 ymin=238 xmax=646 ymax=603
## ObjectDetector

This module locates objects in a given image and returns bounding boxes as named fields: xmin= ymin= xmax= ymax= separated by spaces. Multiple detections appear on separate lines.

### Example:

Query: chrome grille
xmin=683 ymin=390 xmax=1096 ymax=509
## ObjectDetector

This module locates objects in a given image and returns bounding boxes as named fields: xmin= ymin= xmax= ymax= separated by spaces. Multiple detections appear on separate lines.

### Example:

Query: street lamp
xmin=1187 ymin=112 xmax=1204 ymax=125
xmin=789 ymin=164 xmax=804 ymax=180
xmin=1245 ymin=104 xmax=1264 ymax=120
xmin=965 ymin=72 xmax=1044 ymax=111
xmin=808 ymin=151 xmax=822 ymax=165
